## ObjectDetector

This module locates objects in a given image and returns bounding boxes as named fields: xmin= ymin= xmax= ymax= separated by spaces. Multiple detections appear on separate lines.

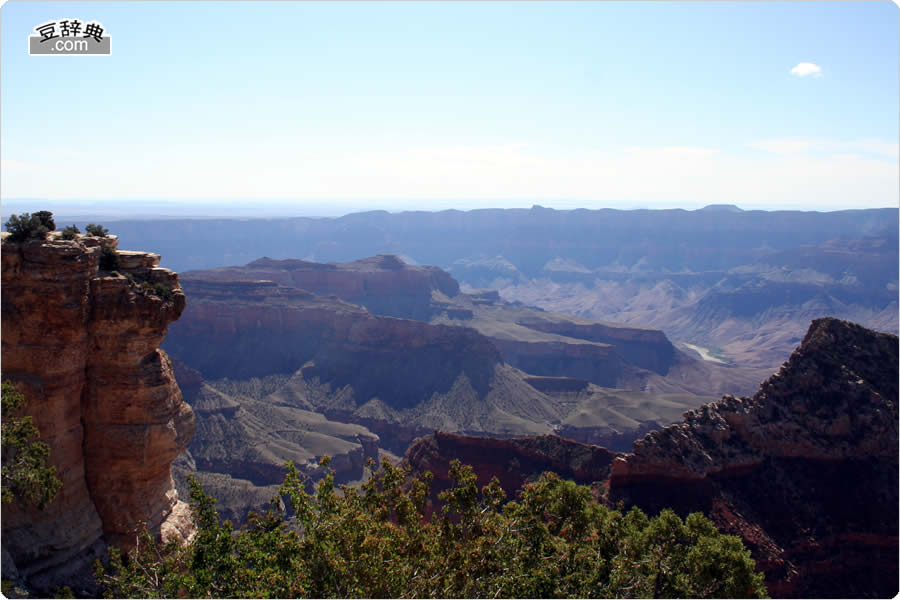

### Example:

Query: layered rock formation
xmin=167 ymin=277 xmax=502 ymax=402
xmin=184 ymin=254 xmax=460 ymax=320
xmin=609 ymin=318 xmax=898 ymax=598
xmin=1 ymin=232 xmax=195 ymax=590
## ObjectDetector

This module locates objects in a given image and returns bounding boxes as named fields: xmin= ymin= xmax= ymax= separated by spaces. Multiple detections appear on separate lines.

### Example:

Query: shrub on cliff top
xmin=99 ymin=246 xmax=120 ymax=272
xmin=60 ymin=225 xmax=80 ymax=240
xmin=85 ymin=223 xmax=109 ymax=237
xmin=96 ymin=458 xmax=767 ymax=598
xmin=138 ymin=280 xmax=174 ymax=302
xmin=1 ymin=381 xmax=62 ymax=510
xmin=4 ymin=211 xmax=55 ymax=242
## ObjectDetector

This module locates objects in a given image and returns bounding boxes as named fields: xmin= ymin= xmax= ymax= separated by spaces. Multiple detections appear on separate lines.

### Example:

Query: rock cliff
xmin=609 ymin=318 xmax=898 ymax=597
xmin=1 ymin=232 xmax=195 ymax=591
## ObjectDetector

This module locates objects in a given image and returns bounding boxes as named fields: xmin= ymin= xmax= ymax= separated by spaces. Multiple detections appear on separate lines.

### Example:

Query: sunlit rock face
xmin=1 ymin=232 xmax=195 ymax=591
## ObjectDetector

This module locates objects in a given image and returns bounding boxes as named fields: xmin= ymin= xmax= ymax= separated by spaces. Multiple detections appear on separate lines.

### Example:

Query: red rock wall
xmin=1 ymin=234 xmax=195 ymax=586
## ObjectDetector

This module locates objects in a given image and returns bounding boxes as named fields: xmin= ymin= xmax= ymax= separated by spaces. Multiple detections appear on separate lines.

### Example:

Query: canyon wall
xmin=1 ymin=233 xmax=195 ymax=591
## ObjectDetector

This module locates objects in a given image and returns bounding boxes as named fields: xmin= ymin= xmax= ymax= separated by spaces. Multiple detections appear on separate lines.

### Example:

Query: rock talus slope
xmin=1 ymin=233 xmax=195 ymax=589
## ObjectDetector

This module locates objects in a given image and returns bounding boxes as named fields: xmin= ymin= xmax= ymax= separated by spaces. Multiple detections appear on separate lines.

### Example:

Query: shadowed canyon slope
xmin=0 ymin=232 xmax=195 ymax=592
xmin=405 ymin=319 xmax=898 ymax=598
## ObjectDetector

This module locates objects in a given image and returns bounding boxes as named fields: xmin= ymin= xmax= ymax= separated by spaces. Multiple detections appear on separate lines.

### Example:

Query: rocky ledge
xmin=1 ymin=233 xmax=195 ymax=592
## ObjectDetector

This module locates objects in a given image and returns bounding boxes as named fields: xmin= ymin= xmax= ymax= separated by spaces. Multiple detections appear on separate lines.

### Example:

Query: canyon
xmin=64 ymin=206 xmax=898 ymax=369
xmin=2 ymin=211 xmax=896 ymax=598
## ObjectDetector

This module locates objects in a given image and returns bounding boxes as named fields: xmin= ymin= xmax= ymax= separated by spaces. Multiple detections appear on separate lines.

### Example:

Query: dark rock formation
xmin=609 ymin=318 xmax=898 ymax=598
xmin=1 ymin=232 xmax=195 ymax=592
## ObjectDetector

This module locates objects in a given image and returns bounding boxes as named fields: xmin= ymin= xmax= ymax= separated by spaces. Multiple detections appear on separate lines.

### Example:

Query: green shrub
xmin=1 ymin=381 xmax=62 ymax=510
xmin=99 ymin=246 xmax=120 ymax=272
xmin=34 ymin=211 xmax=55 ymax=231
xmin=60 ymin=225 xmax=80 ymax=240
xmin=96 ymin=459 xmax=767 ymax=599
xmin=4 ymin=212 xmax=54 ymax=242
xmin=85 ymin=223 xmax=109 ymax=237
xmin=139 ymin=281 xmax=174 ymax=301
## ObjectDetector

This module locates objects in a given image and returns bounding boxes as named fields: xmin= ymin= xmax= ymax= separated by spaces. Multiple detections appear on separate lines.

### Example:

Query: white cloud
xmin=750 ymin=138 xmax=899 ymax=159
xmin=748 ymin=140 xmax=814 ymax=155
xmin=791 ymin=62 xmax=823 ymax=77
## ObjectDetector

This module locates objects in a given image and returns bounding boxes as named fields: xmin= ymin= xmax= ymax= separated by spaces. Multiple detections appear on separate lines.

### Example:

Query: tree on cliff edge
xmin=4 ymin=211 xmax=55 ymax=242
xmin=1 ymin=381 xmax=61 ymax=510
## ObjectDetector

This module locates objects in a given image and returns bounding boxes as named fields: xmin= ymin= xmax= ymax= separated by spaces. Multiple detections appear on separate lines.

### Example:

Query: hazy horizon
xmin=2 ymin=197 xmax=898 ymax=222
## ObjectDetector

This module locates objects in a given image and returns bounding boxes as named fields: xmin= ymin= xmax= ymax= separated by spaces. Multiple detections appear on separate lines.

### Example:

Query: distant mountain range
xmin=59 ymin=206 xmax=897 ymax=368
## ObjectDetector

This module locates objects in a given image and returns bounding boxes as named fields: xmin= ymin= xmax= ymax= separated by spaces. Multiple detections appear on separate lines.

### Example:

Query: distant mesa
xmin=697 ymin=204 xmax=743 ymax=212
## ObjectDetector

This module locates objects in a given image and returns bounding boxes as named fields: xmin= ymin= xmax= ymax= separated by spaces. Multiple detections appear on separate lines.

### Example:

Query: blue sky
xmin=1 ymin=1 xmax=897 ymax=214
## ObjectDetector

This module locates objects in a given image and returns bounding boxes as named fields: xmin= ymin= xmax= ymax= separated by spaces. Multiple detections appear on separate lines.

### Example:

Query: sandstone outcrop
xmin=609 ymin=318 xmax=898 ymax=598
xmin=1 ymin=232 xmax=195 ymax=591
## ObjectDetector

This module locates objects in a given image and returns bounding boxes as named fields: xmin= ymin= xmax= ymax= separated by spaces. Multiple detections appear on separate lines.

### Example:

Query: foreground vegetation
xmin=97 ymin=458 xmax=767 ymax=598
xmin=1 ymin=381 xmax=61 ymax=510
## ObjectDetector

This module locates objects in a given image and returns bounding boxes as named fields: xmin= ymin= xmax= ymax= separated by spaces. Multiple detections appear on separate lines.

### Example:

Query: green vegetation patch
xmin=122 ymin=272 xmax=174 ymax=302
xmin=97 ymin=458 xmax=767 ymax=598
xmin=1 ymin=381 xmax=62 ymax=510
xmin=4 ymin=211 xmax=55 ymax=242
